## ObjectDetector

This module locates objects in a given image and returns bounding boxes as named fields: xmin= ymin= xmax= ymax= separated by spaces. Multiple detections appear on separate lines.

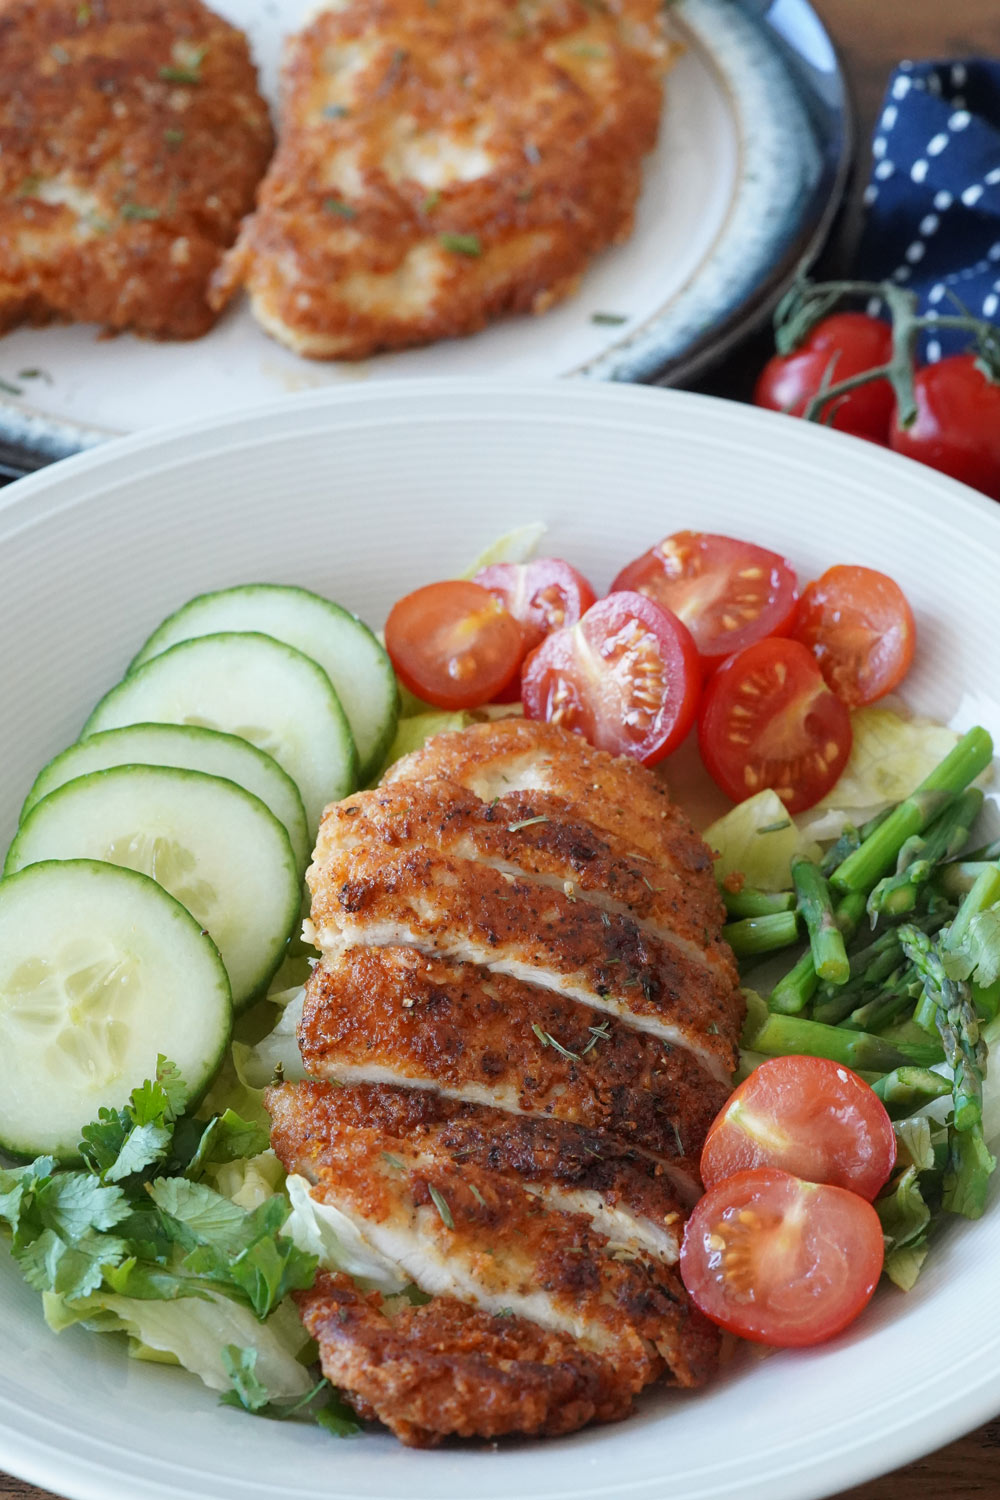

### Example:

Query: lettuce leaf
xmin=284 ymin=1173 xmax=408 ymax=1293
xmin=704 ymin=791 xmax=820 ymax=892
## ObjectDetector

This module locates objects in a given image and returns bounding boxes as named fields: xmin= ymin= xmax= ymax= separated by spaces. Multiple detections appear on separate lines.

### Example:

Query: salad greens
xmin=0 ymin=1053 xmax=360 ymax=1432
xmin=714 ymin=722 xmax=1000 ymax=1289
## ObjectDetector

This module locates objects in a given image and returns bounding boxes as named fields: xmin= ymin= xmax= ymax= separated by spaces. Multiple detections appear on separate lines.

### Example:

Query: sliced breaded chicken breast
xmin=287 ymin=722 xmax=737 ymax=1442
xmin=211 ymin=0 xmax=671 ymax=358
xmin=314 ymin=776 xmax=737 ymax=987
xmin=281 ymin=1080 xmax=689 ymax=1261
xmin=0 ymin=0 xmax=273 ymax=340
xmin=269 ymin=1082 xmax=718 ymax=1392
xmin=299 ymin=1270 xmax=633 ymax=1446
xmin=386 ymin=717 xmax=722 ymax=883
xmin=301 ymin=949 xmax=728 ymax=1191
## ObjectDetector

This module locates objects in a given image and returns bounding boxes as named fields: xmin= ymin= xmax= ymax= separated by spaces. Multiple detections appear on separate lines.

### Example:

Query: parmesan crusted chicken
xmin=0 ymin=0 xmax=273 ymax=341
xmin=211 ymin=0 xmax=672 ymax=358
xmin=271 ymin=721 xmax=741 ymax=1445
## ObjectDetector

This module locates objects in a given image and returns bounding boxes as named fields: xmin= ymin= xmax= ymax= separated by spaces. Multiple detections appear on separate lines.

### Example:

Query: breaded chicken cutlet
xmin=269 ymin=721 xmax=741 ymax=1446
xmin=212 ymin=0 xmax=672 ymax=359
xmin=0 ymin=0 xmax=273 ymax=341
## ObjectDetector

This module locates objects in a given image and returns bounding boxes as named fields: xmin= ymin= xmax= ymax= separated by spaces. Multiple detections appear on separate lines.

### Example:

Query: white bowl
xmin=1 ymin=380 xmax=999 ymax=1500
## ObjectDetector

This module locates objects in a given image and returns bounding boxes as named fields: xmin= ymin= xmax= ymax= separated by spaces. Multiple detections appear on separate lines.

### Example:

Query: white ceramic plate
xmin=0 ymin=0 xmax=848 ymax=465
xmin=1 ymin=381 xmax=999 ymax=1500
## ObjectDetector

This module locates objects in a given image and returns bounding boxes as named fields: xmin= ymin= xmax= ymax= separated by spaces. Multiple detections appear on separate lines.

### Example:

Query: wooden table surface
xmin=4 ymin=0 xmax=1000 ymax=1496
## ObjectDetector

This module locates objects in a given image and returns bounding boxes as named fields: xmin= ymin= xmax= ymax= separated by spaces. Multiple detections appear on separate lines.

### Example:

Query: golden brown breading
xmin=314 ymin=776 xmax=737 ymax=987
xmin=300 ymin=949 xmax=728 ymax=1190
xmin=298 ymin=1271 xmax=633 ymax=1447
xmin=306 ymin=842 xmax=738 ymax=1081
xmin=0 ymin=0 xmax=273 ymax=340
xmin=386 ymin=718 xmax=725 ymax=889
xmin=278 ymin=1078 xmax=689 ymax=1260
xmin=269 ymin=1081 xmax=719 ymax=1392
xmin=211 ymin=0 xmax=671 ymax=358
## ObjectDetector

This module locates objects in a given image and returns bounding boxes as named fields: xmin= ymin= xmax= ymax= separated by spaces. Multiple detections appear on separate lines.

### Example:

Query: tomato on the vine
xmin=385 ymin=580 xmax=523 ymax=709
xmin=754 ymin=313 xmax=895 ymax=444
xmin=792 ymin=564 xmax=916 ymax=707
xmin=890 ymin=354 xmax=1000 ymax=502
xmin=680 ymin=1168 xmax=885 ymax=1346
xmin=521 ymin=591 xmax=701 ymax=765
xmin=610 ymin=532 xmax=798 ymax=666
xmin=698 ymin=637 xmax=852 ymax=813
xmin=700 ymin=1056 xmax=896 ymax=1202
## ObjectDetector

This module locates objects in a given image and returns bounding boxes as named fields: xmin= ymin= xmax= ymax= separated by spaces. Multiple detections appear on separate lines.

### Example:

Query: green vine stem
xmin=773 ymin=279 xmax=1000 ymax=432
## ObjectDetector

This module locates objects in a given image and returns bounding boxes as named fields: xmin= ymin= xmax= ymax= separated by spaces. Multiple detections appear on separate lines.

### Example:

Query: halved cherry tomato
xmin=385 ymin=580 xmax=523 ymax=709
xmin=754 ymin=312 xmax=895 ymax=444
xmin=474 ymin=558 xmax=597 ymax=701
xmin=474 ymin=559 xmax=597 ymax=653
xmin=698 ymin=637 xmax=852 ymax=813
xmin=890 ymin=354 xmax=1000 ymax=501
xmin=680 ymin=1168 xmax=884 ymax=1346
xmin=792 ymin=565 xmax=916 ymax=708
xmin=610 ymin=532 xmax=798 ymax=665
xmin=521 ymin=591 xmax=700 ymax=765
xmin=700 ymin=1056 xmax=896 ymax=1202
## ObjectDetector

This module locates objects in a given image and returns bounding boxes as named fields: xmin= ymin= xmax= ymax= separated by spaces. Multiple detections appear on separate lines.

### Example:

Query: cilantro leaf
xmin=149 ymin=1177 xmax=249 ymax=1249
xmin=33 ymin=1172 xmax=130 ymax=1241
xmin=106 ymin=1122 xmax=173 ymax=1183
xmin=183 ymin=1110 xmax=270 ymax=1180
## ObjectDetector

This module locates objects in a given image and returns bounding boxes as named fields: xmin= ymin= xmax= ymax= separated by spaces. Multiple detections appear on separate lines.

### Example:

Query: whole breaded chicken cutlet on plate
xmin=268 ymin=717 xmax=743 ymax=1447
xmin=213 ymin=0 xmax=673 ymax=358
xmin=0 ymin=0 xmax=273 ymax=340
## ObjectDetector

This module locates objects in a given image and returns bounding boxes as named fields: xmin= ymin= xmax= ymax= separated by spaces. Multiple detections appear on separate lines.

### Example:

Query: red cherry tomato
xmin=680 ymin=1168 xmax=885 ymax=1346
xmin=610 ymin=532 xmax=798 ymax=666
xmin=474 ymin=558 xmax=597 ymax=702
xmin=521 ymin=591 xmax=701 ymax=766
xmin=755 ymin=313 xmax=895 ymax=444
xmin=474 ymin=559 xmax=597 ymax=653
xmin=385 ymin=581 xmax=523 ymax=709
xmin=792 ymin=565 xmax=916 ymax=708
xmin=700 ymin=1056 xmax=896 ymax=1202
xmin=891 ymin=354 xmax=1000 ymax=501
xmin=698 ymin=637 xmax=852 ymax=813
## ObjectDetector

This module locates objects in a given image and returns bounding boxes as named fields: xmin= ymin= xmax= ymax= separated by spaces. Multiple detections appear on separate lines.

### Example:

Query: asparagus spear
xmin=792 ymin=857 xmax=849 ymax=983
xmin=866 ymin=788 xmax=984 ymax=921
xmin=936 ymin=861 xmax=995 ymax=901
xmin=722 ymin=910 xmax=800 ymax=959
xmin=768 ymin=889 xmax=866 ymax=1015
xmin=830 ymin=728 xmax=993 ymax=896
xmin=744 ymin=1007 xmax=944 ymax=1073
xmin=899 ymin=925 xmax=987 ymax=1134
xmin=820 ymin=824 xmax=860 ymax=876
xmin=945 ymin=862 xmax=1000 ymax=952
xmin=872 ymin=1066 xmax=952 ymax=1120
xmin=844 ymin=978 xmax=921 ymax=1035
xmin=722 ymin=887 xmax=796 ymax=921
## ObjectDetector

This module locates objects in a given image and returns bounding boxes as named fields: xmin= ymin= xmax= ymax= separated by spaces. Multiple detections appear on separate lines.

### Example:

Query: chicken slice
xmin=385 ymin=717 xmax=716 ymax=879
xmin=0 ymin=0 xmax=273 ymax=340
xmin=301 ymin=949 xmax=728 ymax=1193
xmin=285 ymin=1079 xmax=689 ymax=1261
xmin=298 ymin=1271 xmax=633 ymax=1446
xmin=306 ymin=845 xmax=738 ymax=1082
xmin=268 ymin=1081 xmax=719 ymax=1390
xmin=313 ymin=777 xmax=735 ymax=988
xmin=211 ymin=0 xmax=671 ymax=359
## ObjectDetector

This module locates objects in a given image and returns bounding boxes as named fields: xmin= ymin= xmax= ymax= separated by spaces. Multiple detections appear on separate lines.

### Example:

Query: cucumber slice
xmin=129 ymin=584 xmax=399 ymax=782
xmin=20 ymin=723 xmax=309 ymax=870
xmin=83 ymin=632 xmax=357 ymax=832
xmin=5 ymin=765 xmax=300 ymax=1010
xmin=0 ymin=860 xmax=231 ymax=1160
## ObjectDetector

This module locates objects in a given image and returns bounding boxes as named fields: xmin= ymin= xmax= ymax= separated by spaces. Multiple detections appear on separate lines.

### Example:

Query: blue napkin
xmin=855 ymin=59 xmax=1000 ymax=360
